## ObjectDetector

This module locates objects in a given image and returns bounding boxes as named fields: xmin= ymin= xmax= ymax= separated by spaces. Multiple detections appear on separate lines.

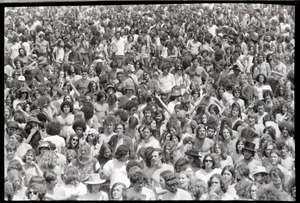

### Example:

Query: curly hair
xmin=123 ymin=100 xmax=138 ymax=112
xmin=39 ymin=151 xmax=58 ymax=171
xmin=22 ymin=149 xmax=37 ymax=163
xmin=278 ymin=121 xmax=294 ymax=134
xmin=103 ymin=115 xmax=116 ymax=126
xmin=26 ymin=182 xmax=47 ymax=200
xmin=72 ymin=119 xmax=87 ymax=132
xmin=81 ymin=103 xmax=94 ymax=120
xmin=114 ymin=109 xmax=129 ymax=123
xmin=63 ymin=165 xmax=80 ymax=184
xmin=46 ymin=121 xmax=61 ymax=135
xmin=60 ymin=101 xmax=74 ymax=113
xmin=36 ymin=95 xmax=51 ymax=108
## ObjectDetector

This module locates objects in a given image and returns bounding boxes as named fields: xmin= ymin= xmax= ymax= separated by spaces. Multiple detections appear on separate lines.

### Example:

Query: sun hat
xmin=85 ymin=174 xmax=106 ymax=185
xmin=38 ymin=141 xmax=50 ymax=150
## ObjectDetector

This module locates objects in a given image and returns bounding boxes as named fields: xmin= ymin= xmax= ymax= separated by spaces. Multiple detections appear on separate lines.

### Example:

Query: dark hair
xmin=60 ymin=101 xmax=74 ymax=113
xmin=202 ymin=153 xmax=216 ymax=169
xmin=72 ymin=120 xmax=87 ymax=132
xmin=111 ymin=182 xmax=127 ymax=200
xmin=43 ymin=170 xmax=57 ymax=183
xmin=207 ymin=173 xmax=227 ymax=193
xmin=115 ymin=144 xmax=130 ymax=160
xmin=221 ymin=165 xmax=236 ymax=181
xmin=46 ymin=121 xmax=61 ymax=135
xmin=174 ymin=157 xmax=190 ymax=173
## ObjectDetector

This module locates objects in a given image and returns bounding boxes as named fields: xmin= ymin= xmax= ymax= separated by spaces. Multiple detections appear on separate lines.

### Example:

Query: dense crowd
xmin=4 ymin=3 xmax=295 ymax=201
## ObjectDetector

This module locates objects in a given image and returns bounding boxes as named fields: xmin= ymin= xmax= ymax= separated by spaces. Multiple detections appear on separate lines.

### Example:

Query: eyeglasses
xmin=204 ymin=159 xmax=213 ymax=163
xmin=72 ymin=138 xmax=79 ymax=141
xmin=27 ymin=191 xmax=38 ymax=195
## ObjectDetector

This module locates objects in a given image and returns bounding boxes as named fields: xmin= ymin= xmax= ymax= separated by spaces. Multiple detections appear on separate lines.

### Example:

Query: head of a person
xmin=269 ymin=149 xmax=282 ymax=166
xmin=60 ymin=101 xmax=74 ymax=114
xmin=195 ymin=124 xmax=207 ymax=140
xmin=207 ymin=173 xmax=227 ymax=194
xmin=219 ymin=125 xmax=233 ymax=142
xmin=164 ymin=172 xmax=178 ymax=193
xmin=231 ymin=102 xmax=242 ymax=117
xmin=22 ymin=149 xmax=37 ymax=164
xmin=115 ymin=144 xmax=130 ymax=162
xmin=221 ymin=165 xmax=236 ymax=185
xmin=63 ymin=165 xmax=80 ymax=185
xmin=128 ymin=170 xmax=147 ymax=192
xmin=43 ymin=170 xmax=58 ymax=191
xmin=72 ymin=120 xmax=87 ymax=137
xmin=269 ymin=167 xmax=285 ymax=187
xmin=111 ymin=182 xmax=127 ymax=200
xmin=78 ymin=141 xmax=92 ymax=159
xmin=45 ymin=121 xmax=61 ymax=136
xmin=151 ymin=148 xmax=164 ymax=166
xmin=5 ymin=140 xmax=18 ymax=160
xmin=26 ymin=182 xmax=47 ymax=200
xmin=235 ymin=163 xmax=250 ymax=181
xmin=202 ymin=153 xmax=216 ymax=169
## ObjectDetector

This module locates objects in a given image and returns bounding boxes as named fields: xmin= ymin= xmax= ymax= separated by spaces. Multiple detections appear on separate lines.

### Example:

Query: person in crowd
xmin=3 ymin=4 xmax=295 ymax=201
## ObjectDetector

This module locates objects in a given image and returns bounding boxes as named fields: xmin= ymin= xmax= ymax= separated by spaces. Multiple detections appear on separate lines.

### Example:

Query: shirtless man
xmin=271 ymin=54 xmax=287 ymax=80
xmin=185 ymin=56 xmax=209 ymax=87
xmin=193 ymin=124 xmax=214 ymax=161
xmin=257 ymin=53 xmax=271 ymax=77
xmin=35 ymin=31 xmax=50 ymax=58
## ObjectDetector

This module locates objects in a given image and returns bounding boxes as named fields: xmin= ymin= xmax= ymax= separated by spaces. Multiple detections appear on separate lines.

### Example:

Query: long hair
xmin=110 ymin=182 xmax=127 ymax=200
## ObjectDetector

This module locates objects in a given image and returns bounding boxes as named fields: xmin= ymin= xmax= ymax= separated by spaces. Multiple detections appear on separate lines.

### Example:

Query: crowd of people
xmin=4 ymin=3 xmax=295 ymax=201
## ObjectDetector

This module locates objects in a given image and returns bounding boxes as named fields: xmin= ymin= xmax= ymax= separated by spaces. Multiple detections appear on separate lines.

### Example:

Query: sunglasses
xmin=204 ymin=159 xmax=213 ymax=163
xmin=72 ymin=138 xmax=79 ymax=141
xmin=27 ymin=191 xmax=38 ymax=195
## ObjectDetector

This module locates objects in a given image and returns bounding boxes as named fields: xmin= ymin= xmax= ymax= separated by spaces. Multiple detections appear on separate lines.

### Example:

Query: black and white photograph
xmin=3 ymin=2 xmax=295 ymax=201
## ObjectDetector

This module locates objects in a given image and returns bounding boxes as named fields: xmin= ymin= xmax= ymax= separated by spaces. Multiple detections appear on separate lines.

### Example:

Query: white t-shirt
xmin=103 ymin=159 xmax=130 ymax=188
xmin=161 ymin=188 xmax=193 ymax=200
xmin=43 ymin=135 xmax=66 ymax=154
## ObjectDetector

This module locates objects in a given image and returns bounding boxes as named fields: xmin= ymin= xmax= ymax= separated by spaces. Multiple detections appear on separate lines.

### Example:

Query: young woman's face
xmin=115 ymin=124 xmax=124 ymax=135
xmin=237 ymin=141 xmax=244 ymax=152
xmin=270 ymin=152 xmax=280 ymax=165
xmin=103 ymin=148 xmax=112 ymax=158
xmin=172 ymin=136 xmax=179 ymax=144
xmin=178 ymin=173 xmax=190 ymax=189
xmin=143 ymin=128 xmax=152 ymax=139
xmin=222 ymin=169 xmax=233 ymax=183
xmin=215 ymin=145 xmax=222 ymax=155
xmin=106 ymin=123 xmax=114 ymax=132
xmin=27 ymin=189 xmax=39 ymax=200
xmin=169 ymin=127 xmax=176 ymax=136
xmin=259 ymin=75 xmax=265 ymax=83
xmin=204 ymin=157 xmax=213 ymax=169
xmin=222 ymin=129 xmax=231 ymax=140
xmin=91 ymin=184 xmax=101 ymax=193
xmin=71 ymin=136 xmax=79 ymax=146
xmin=63 ymin=105 xmax=71 ymax=113
xmin=25 ymin=152 xmax=35 ymax=163
xmin=211 ymin=177 xmax=221 ymax=187
xmin=231 ymin=107 xmax=239 ymax=117
xmin=150 ymin=120 xmax=157 ymax=129
xmin=184 ymin=141 xmax=193 ymax=151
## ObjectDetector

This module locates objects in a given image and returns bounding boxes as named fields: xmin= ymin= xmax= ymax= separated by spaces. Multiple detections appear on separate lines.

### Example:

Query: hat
xmin=37 ymin=31 xmax=45 ymax=37
xmin=37 ymin=56 xmax=47 ymax=65
xmin=104 ymin=83 xmax=116 ymax=93
xmin=232 ymin=64 xmax=242 ymax=72
xmin=185 ymin=149 xmax=201 ymax=157
xmin=242 ymin=141 xmax=256 ymax=152
xmin=27 ymin=116 xmax=41 ymax=124
xmin=17 ymin=75 xmax=25 ymax=81
xmin=19 ymin=86 xmax=29 ymax=92
xmin=171 ymin=86 xmax=181 ymax=97
xmin=38 ymin=141 xmax=50 ymax=150
xmin=251 ymin=166 xmax=268 ymax=177
xmin=7 ymin=121 xmax=18 ymax=128
xmin=23 ymin=69 xmax=33 ymax=77
xmin=85 ymin=174 xmax=106 ymax=185
xmin=125 ymin=84 xmax=135 ymax=91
